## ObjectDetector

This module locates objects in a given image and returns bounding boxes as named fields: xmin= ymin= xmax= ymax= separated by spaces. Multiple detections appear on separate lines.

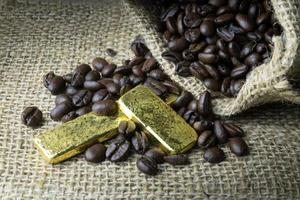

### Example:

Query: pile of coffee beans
xmin=22 ymin=38 xmax=248 ymax=175
xmin=159 ymin=0 xmax=282 ymax=96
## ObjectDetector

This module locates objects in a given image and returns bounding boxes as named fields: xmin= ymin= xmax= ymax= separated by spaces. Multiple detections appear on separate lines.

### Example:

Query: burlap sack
xmin=0 ymin=0 xmax=299 ymax=199
xmin=125 ymin=0 xmax=300 ymax=116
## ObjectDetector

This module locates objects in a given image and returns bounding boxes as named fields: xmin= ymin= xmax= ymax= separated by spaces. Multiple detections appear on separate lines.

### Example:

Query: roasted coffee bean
xmin=193 ymin=120 xmax=212 ymax=133
xmin=215 ymin=14 xmax=234 ymax=25
xmin=130 ymin=75 xmax=145 ymax=86
xmin=142 ymin=58 xmax=159 ymax=72
xmin=172 ymin=90 xmax=193 ymax=110
xmin=216 ymin=6 xmax=233 ymax=15
xmin=183 ymin=13 xmax=202 ymax=28
xmin=221 ymin=77 xmax=231 ymax=95
xmin=164 ymin=154 xmax=189 ymax=165
xmin=229 ymin=137 xmax=249 ymax=156
xmin=118 ymin=120 xmax=136 ymax=137
xmin=83 ymin=81 xmax=104 ymax=91
xmin=85 ymin=70 xmax=100 ymax=81
xmin=50 ymin=101 xmax=73 ymax=121
xmin=75 ymin=64 xmax=91 ymax=75
xmin=148 ymin=69 xmax=167 ymax=81
xmin=118 ymin=76 xmax=131 ymax=87
xmin=183 ymin=110 xmax=197 ymax=123
xmin=131 ymin=131 xmax=149 ymax=154
xmin=216 ymin=39 xmax=227 ymax=51
xmin=231 ymin=57 xmax=242 ymax=67
xmin=92 ymin=100 xmax=118 ymax=116
xmin=177 ymin=12 xmax=184 ymax=35
xmin=203 ymin=45 xmax=218 ymax=54
xmin=168 ymin=37 xmax=189 ymax=52
xmin=218 ymin=50 xmax=230 ymax=62
xmin=187 ymin=99 xmax=198 ymax=112
xmin=204 ymin=147 xmax=225 ymax=163
xmin=184 ymin=28 xmax=201 ymax=43
xmin=239 ymin=0 xmax=250 ymax=13
xmin=102 ymin=64 xmax=116 ymax=77
xmin=189 ymin=42 xmax=207 ymax=53
xmin=71 ymin=71 xmax=85 ymax=87
xmin=256 ymin=43 xmax=267 ymax=53
xmin=166 ymin=17 xmax=177 ymax=34
xmin=72 ymin=90 xmax=92 ymax=107
xmin=162 ymin=81 xmax=181 ymax=95
xmin=198 ymin=130 xmax=217 ymax=149
xmin=230 ymin=65 xmax=249 ymax=79
xmin=177 ymin=107 xmax=187 ymax=117
xmin=128 ymin=57 xmax=145 ymax=67
xmin=106 ymin=140 xmax=130 ymax=162
xmin=182 ymin=49 xmax=197 ymax=61
xmin=92 ymin=57 xmax=108 ymax=71
xmin=197 ymin=91 xmax=212 ymax=116
xmin=198 ymin=53 xmax=218 ymax=64
xmin=85 ymin=143 xmax=107 ymax=163
xmin=216 ymin=27 xmax=235 ymax=42
xmin=244 ymin=52 xmax=261 ymax=66
xmin=162 ymin=51 xmax=182 ymax=64
xmin=130 ymin=42 xmax=149 ymax=57
xmin=240 ymin=42 xmax=255 ymax=59
xmin=75 ymin=106 xmax=91 ymax=116
xmin=112 ymin=73 xmax=124 ymax=85
xmin=217 ymin=64 xmax=231 ymax=76
xmin=145 ymin=148 xmax=165 ymax=164
xmin=114 ymin=65 xmax=132 ymax=75
xmin=228 ymin=0 xmax=240 ymax=11
xmin=190 ymin=62 xmax=209 ymax=80
xmin=106 ymin=82 xmax=120 ymax=95
xmin=120 ymin=85 xmax=133 ymax=95
xmin=203 ymin=78 xmax=221 ymax=91
xmin=160 ymin=4 xmax=179 ymax=21
xmin=209 ymin=0 xmax=227 ymax=7
xmin=136 ymin=156 xmax=158 ymax=175
xmin=175 ymin=61 xmax=191 ymax=77
xmin=106 ymin=48 xmax=117 ymax=57
xmin=248 ymin=3 xmax=258 ymax=19
xmin=63 ymin=73 xmax=72 ymax=83
xmin=203 ymin=64 xmax=221 ymax=80
xmin=61 ymin=111 xmax=77 ymax=122
xmin=200 ymin=20 xmax=215 ymax=37
xmin=257 ymin=12 xmax=270 ymax=25
xmin=235 ymin=14 xmax=255 ymax=32
xmin=92 ymin=89 xmax=110 ymax=103
xmin=223 ymin=122 xmax=244 ymax=137
xmin=132 ymin=66 xmax=145 ymax=78
xmin=21 ymin=106 xmax=43 ymax=127
xmin=65 ymin=85 xmax=79 ymax=96
xmin=199 ymin=4 xmax=216 ymax=16
xmin=230 ymin=79 xmax=245 ymax=96
xmin=228 ymin=42 xmax=241 ymax=58
xmin=214 ymin=120 xmax=228 ymax=143
xmin=43 ymin=72 xmax=65 ymax=95
xmin=55 ymin=94 xmax=72 ymax=105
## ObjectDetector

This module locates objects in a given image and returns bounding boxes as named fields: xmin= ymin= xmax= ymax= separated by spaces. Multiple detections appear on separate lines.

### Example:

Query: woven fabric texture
xmin=0 ymin=0 xmax=299 ymax=199
xmin=127 ymin=0 xmax=300 ymax=116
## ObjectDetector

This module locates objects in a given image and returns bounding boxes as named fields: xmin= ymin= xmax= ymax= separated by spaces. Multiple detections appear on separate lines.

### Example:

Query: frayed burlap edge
xmin=125 ymin=0 xmax=300 ymax=116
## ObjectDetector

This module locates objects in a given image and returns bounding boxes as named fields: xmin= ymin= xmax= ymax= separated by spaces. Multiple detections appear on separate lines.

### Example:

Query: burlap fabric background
xmin=126 ymin=0 xmax=300 ymax=116
xmin=0 ymin=0 xmax=299 ymax=199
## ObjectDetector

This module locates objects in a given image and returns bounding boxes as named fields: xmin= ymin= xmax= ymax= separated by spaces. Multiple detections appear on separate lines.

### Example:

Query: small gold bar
xmin=34 ymin=113 xmax=121 ymax=164
xmin=118 ymin=85 xmax=198 ymax=154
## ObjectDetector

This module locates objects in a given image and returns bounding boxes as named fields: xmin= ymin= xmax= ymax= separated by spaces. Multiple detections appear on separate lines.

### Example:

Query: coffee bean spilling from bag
xmin=160 ymin=0 xmax=282 ymax=96
xmin=23 ymin=38 xmax=248 ymax=175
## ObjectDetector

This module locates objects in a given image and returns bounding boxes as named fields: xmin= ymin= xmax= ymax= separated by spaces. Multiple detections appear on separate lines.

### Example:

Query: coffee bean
xmin=83 ymin=81 xmax=104 ymax=91
xmin=209 ymin=0 xmax=227 ymax=7
xmin=128 ymin=57 xmax=145 ymax=67
xmin=216 ymin=39 xmax=227 ymax=51
xmin=114 ymin=65 xmax=132 ymax=75
xmin=168 ymin=37 xmax=189 ymax=52
xmin=43 ymin=72 xmax=65 ymax=95
xmin=223 ymin=122 xmax=244 ymax=137
xmin=231 ymin=57 xmax=242 ymax=67
xmin=217 ymin=64 xmax=231 ymax=76
xmin=106 ymin=140 xmax=130 ymax=162
xmin=92 ymin=89 xmax=110 ymax=103
xmin=50 ymin=101 xmax=73 ymax=121
xmin=118 ymin=120 xmax=136 ymax=138
xmin=214 ymin=120 xmax=228 ymax=143
xmin=162 ymin=81 xmax=181 ymax=95
xmin=160 ymin=4 xmax=179 ymax=21
xmin=142 ymin=58 xmax=159 ymax=72
xmin=248 ymin=3 xmax=258 ymax=19
xmin=131 ymin=131 xmax=149 ymax=154
xmin=198 ymin=130 xmax=217 ymax=149
xmin=102 ymin=64 xmax=116 ymax=77
xmin=175 ymin=61 xmax=191 ymax=77
xmin=197 ymin=91 xmax=212 ymax=116
xmin=177 ymin=12 xmax=184 ymax=35
xmin=55 ymin=94 xmax=72 ymax=105
xmin=145 ymin=148 xmax=165 ymax=164
xmin=172 ymin=91 xmax=193 ymax=110
xmin=204 ymin=147 xmax=225 ymax=163
xmin=136 ymin=156 xmax=158 ymax=175
xmin=130 ymin=75 xmax=145 ymax=86
xmin=216 ymin=27 xmax=235 ymax=42
xmin=105 ymin=48 xmax=117 ymax=57
xmin=230 ymin=65 xmax=249 ymax=79
xmin=72 ymin=90 xmax=92 ymax=107
xmin=235 ymin=14 xmax=255 ymax=32
xmin=256 ymin=12 xmax=270 ymax=25
xmin=230 ymin=79 xmax=245 ymax=96
xmin=120 ymin=85 xmax=133 ymax=95
xmin=164 ymin=154 xmax=189 ymax=165
xmin=215 ymin=14 xmax=234 ymax=25
xmin=184 ymin=28 xmax=201 ymax=43
xmin=85 ymin=143 xmax=107 ymax=163
xmin=187 ymin=99 xmax=197 ymax=112
xmin=203 ymin=64 xmax=221 ymax=80
xmin=203 ymin=78 xmax=221 ymax=91
xmin=199 ymin=4 xmax=216 ymax=16
xmin=189 ymin=42 xmax=207 ymax=53
xmin=65 ymin=85 xmax=79 ymax=96
xmin=198 ymin=53 xmax=219 ymax=64
xmin=203 ymin=45 xmax=218 ymax=54
xmin=75 ymin=64 xmax=91 ymax=75
xmin=130 ymin=41 xmax=149 ymax=57
xmin=85 ymin=70 xmax=100 ymax=81
xmin=61 ymin=111 xmax=77 ymax=122
xmin=166 ymin=17 xmax=178 ymax=34
xmin=190 ymin=62 xmax=210 ymax=80
xmin=75 ymin=106 xmax=91 ymax=116
xmin=244 ymin=52 xmax=261 ymax=66
xmin=228 ymin=42 xmax=241 ymax=58
xmin=92 ymin=57 xmax=108 ymax=71
xmin=240 ymin=42 xmax=255 ymax=59
xmin=228 ymin=0 xmax=240 ymax=11
xmin=221 ymin=77 xmax=231 ymax=95
xmin=256 ymin=43 xmax=267 ymax=53
xmin=183 ymin=13 xmax=202 ymax=28
xmin=228 ymin=137 xmax=249 ymax=156
xmin=71 ymin=71 xmax=85 ymax=87
xmin=193 ymin=120 xmax=212 ymax=133
xmin=162 ymin=51 xmax=182 ymax=64
xmin=200 ymin=20 xmax=215 ymax=36
xmin=148 ymin=69 xmax=167 ymax=81
xmin=92 ymin=100 xmax=118 ymax=116
xmin=182 ymin=49 xmax=196 ymax=61
xmin=239 ymin=0 xmax=250 ymax=13
xmin=63 ymin=73 xmax=72 ymax=83
xmin=21 ymin=106 xmax=43 ymax=127
xmin=106 ymin=82 xmax=120 ymax=95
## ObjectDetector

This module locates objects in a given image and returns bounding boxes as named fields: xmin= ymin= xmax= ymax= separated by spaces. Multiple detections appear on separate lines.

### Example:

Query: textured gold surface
xmin=34 ymin=113 xmax=121 ymax=164
xmin=118 ymin=85 xmax=198 ymax=154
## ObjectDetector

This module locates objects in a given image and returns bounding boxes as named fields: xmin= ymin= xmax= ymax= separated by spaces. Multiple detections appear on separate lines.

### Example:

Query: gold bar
xmin=118 ymin=85 xmax=198 ymax=154
xmin=34 ymin=113 xmax=121 ymax=164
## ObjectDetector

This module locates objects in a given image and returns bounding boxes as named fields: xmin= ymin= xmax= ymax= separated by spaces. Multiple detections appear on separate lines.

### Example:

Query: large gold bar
xmin=34 ymin=113 xmax=122 ymax=164
xmin=118 ymin=85 xmax=198 ymax=154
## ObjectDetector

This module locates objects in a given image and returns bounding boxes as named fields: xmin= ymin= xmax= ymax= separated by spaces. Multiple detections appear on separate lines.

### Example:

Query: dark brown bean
xmin=72 ymin=90 xmax=92 ymax=107
xmin=172 ymin=91 xmax=193 ymax=110
xmin=92 ymin=100 xmax=118 ymax=116
xmin=65 ymin=85 xmax=79 ymax=96
xmin=164 ymin=154 xmax=189 ymax=165
xmin=203 ymin=45 xmax=218 ymax=54
xmin=75 ymin=106 xmax=91 ymax=116
xmin=177 ymin=12 xmax=185 ymax=35
xmin=230 ymin=65 xmax=249 ymax=79
xmin=136 ymin=156 xmax=158 ymax=175
xmin=21 ymin=106 xmax=43 ymax=127
xmin=85 ymin=70 xmax=100 ymax=81
xmin=92 ymin=89 xmax=110 ymax=103
xmin=85 ymin=143 xmax=107 ymax=163
xmin=71 ymin=71 xmax=85 ymax=87
xmin=198 ymin=130 xmax=217 ymax=149
xmin=198 ymin=53 xmax=219 ymax=64
xmin=148 ymin=69 xmax=167 ymax=81
xmin=92 ymin=57 xmax=108 ymax=71
xmin=193 ymin=120 xmax=212 ymax=134
xmin=203 ymin=64 xmax=221 ymax=80
xmin=229 ymin=137 xmax=249 ymax=156
xmin=102 ymin=64 xmax=116 ymax=77
xmin=106 ymin=140 xmax=130 ymax=162
xmin=142 ymin=58 xmax=159 ymax=72
xmin=200 ymin=20 xmax=215 ymax=36
xmin=244 ymin=53 xmax=261 ymax=66
xmin=43 ymin=72 xmax=65 ymax=95
xmin=162 ymin=51 xmax=182 ymax=64
xmin=216 ymin=27 xmax=235 ymax=42
xmin=204 ymin=147 xmax=225 ymax=163
xmin=215 ymin=14 xmax=234 ymax=25
xmin=131 ymin=131 xmax=149 ymax=154
xmin=75 ymin=64 xmax=91 ymax=75
xmin=166 ymin=17 xmax=177 ymax=34
xmin=83 ymin=81 xmax=104 ymax=91
xmin=118 ymin=120 xmax=136 ymax=138
xmin=183 ymin=13 xmax=202 ymax=28
xmin=217 ymin=64 xmax=231 ymax=76
xmin=235 ymin=14 xmax=255 ymax=32
xmin=105 ymin=48 xmax=117 ymax=57
xmin=203 ymin=78 xmax=221 ymax=91
xmin=197 ymin=91 xmax=212 ymax=116
xmin=190 ymin=62 xmax=210 ymax=80
xmin=214 ymin=120 xmax=228 ymax=143
xmin=175 ymin=61 xmax=191 ymax=77
xmin=162 ymin=81 xmax=181 ymax=95
xmin=61 ymin=111 xmax=77 ymax=122
xmin=184 ymin=28 xmax=201 ymax=43
xmin=209 ymin=0 xmax=227 ymax=7
xmin=114 ymin=65 xmax=132 ymax=75
xmin=221 ymin=77 xmax=231 ymax=95
xmin=144 ymin=148 xmax=165 ymax=164
xmin=50 ymin=101 xmax=73 ymax=121
xmin=55 ymin=94 xmax=71 ymax=106
xmin=189 ymin=42 xmax=207 ymax=54
xmin=223 ymin=123 xmax=244 ymax=137
xmin=130 ymin=41 xmax=149 ymax=57
xmin=106 ymin=82 xmax=120 ymax=95
xmin=168 ymin=37 xmax=189 ymax=52
xmin=228 ymin=42 xmax=241 ymax=58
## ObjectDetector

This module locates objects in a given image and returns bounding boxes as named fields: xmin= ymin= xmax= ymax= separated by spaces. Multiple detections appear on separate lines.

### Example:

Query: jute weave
xmin=0 ymin=0 xmax=299 ymax=199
